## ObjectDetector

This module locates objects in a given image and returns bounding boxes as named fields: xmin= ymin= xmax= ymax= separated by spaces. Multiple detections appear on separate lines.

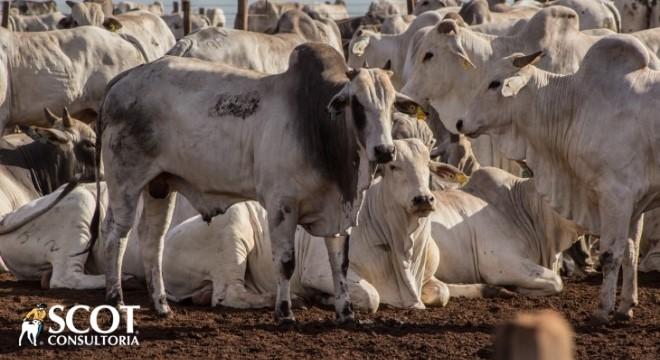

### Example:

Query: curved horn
xmin=513 ymin=51 xmax=544 ymax=68
xmin=62 ymin=107 xmax=73 ymax=128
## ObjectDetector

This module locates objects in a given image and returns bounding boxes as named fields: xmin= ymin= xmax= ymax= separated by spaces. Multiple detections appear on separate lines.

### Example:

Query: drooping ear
xmin=346 ymin=68 xmax=361 ymax=80
xmin=351 ymin=36 xmax=371 ymax=56
xmin=501 ymin=75 xmax=529 ymax=98
xmin=62 ymin=107 xmax=73 ymax=128
xmin=327 ymin=84 xmax=351 ymax=116
xmin=429 ymin=161 xmax=468 ymax=185
xmin=43 ymin=108 xmax=59 ymax=127
xmin=394 ymin=92 xmax=423 ymax=116
xmin=512 ymin=51 xmax=544 ymax=68
xmin=102 ymin=17 xmax=123 ymax=32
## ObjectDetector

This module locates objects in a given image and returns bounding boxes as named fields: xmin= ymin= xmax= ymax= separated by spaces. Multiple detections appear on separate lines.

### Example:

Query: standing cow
xmin=98 ymin=43 xmax=419 ymax=323
xmin=457 ymin=36 xmax=660 ymax=324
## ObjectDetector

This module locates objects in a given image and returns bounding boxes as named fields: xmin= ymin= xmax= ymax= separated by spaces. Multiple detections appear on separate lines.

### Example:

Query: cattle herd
xmin=1 ymin=0 xmax=660 ymax=351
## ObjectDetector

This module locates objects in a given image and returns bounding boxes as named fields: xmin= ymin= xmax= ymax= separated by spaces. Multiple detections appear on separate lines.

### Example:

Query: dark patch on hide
xmin=289 ymin=43 xmax=362 ymax=204
xmin=209 ymin=91 xmax=260 ymax=119
xmin=274 ymin=210 xmax=286 ymax=227
xmin=341 ymin=235 xmax=350 ymax=277
xmin=202 ymin=208 xmax=225 ymax=224
xmin=105 ymin=97 xmax=160 ymax=157
xmin=281 ymin=258 xmax=295 ymax=279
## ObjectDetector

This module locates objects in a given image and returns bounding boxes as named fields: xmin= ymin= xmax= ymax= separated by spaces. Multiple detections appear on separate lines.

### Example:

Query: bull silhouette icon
xmin=19 ymin=304 xmax=47 ymax=347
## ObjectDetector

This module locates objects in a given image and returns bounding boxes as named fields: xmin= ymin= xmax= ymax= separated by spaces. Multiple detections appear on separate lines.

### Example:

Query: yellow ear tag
xmin=109 ymin=23 xmax=118 ymax=32
xmin=455 ymin=173 xmax=469 ymax=185
xmin=416 ymin=107 xmax=426 ymax=121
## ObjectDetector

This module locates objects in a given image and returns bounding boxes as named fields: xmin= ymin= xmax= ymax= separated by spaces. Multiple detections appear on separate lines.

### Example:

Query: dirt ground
xmin=0 ymin=272 xmax=658 ymax=359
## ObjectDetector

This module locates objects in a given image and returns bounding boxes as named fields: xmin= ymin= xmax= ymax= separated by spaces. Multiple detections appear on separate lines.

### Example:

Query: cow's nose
xmin=374 ymin=144 xmax=396 ymax=164
xmin=412 ymin=195 xmax=435 ymax=206
xmin=456 ymin=120 xmax=464 ymax=132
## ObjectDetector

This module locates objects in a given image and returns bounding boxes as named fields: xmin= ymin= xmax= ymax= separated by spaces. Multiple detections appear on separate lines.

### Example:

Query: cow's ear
xmin=429 ymin=161 xmax=468 ymax=185
xmin=327 ymin=85 xmax=350 ymax=115
xmin=351 ymin=36 xmax=370 ymax=56
xmin=394 ymin=92 xmax=424 ymax=117
xmin=65 ymin=0 xmax=77 ymax=8
xmin=21 ymin=126 xmax=70 ymax=145
xmin=44 ymin=108 xmax=59 ymax=127
xmin=501 ymin=75 xmax=529 ymax=97
xmin=103 ymin=17 xmax=123 ymax=32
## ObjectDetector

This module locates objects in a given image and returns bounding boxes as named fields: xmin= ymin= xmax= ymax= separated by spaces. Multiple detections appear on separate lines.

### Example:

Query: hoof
xmin=276 ymin=316 xmax=297 ymax=327
xmin=588 ymin=313 xmax=610 ymax=326
xmin=155 ymin=303 xmax=173 ymax=318
xmin=613 ymin=310 xmax=633 ymax=322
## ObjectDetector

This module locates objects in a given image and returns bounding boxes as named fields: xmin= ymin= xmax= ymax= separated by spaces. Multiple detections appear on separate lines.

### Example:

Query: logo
xmin=19 ymin=303 xmax=140 ymax=347
xmin=19 ymin=303 xmax=47 ymax=346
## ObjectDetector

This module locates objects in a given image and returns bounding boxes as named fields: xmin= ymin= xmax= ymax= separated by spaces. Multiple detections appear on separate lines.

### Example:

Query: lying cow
xmin=458 ymin=36 xmax=660 ymax=324
xmin=98 ymin=43 xmax=418 ymax=322
xmin=0 ymin=26 xmax=145 ymax=132
xmin=64 ymin=1 xmax=175 ymax=62
xmin=168 ymin=10 xmax=343 ymax=74
xmin=0 ymin=108 xmax=97 ymax=218
xmin=161 ymin=140 xmax=465 ymax=311
xmin=432 ymin=167 xmax=580 ymax=298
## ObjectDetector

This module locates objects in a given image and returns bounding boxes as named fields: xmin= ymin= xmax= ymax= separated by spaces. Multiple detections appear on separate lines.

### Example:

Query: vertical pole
xmin=172 ymin=1 xmax=179 ymax=13
xmin=236 ymin=0 xmax=248 ymax=30
xmin=407 ymin=0 xmax=415 ymax=15
xmin=1 ymin=1 xmax=10 ymax=29
xmin=182 ymin=0 xmax=191 ymax=35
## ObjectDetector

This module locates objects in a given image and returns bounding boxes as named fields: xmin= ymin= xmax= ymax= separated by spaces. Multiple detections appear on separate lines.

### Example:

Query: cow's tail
xmin=603 ymin=0 xmax=621 ymax=33
xmin=119 ymin=32 xmax=152 ymax=62
xmin=166 ymin=37 xmax=194 ymax=57
xmin=72 ymin=93 xmax=106 ymax=257
xmin=0 ymin=179 xmax=80 ymax=235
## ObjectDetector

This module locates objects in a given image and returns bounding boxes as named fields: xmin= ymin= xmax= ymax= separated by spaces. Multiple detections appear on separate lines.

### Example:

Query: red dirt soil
xmin=0 ymin=272 xmax=658 ymax=359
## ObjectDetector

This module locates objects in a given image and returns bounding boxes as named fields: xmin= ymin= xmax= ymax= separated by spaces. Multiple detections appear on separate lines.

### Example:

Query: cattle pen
xmin=0 ymin=0 xmax=659 ymax=359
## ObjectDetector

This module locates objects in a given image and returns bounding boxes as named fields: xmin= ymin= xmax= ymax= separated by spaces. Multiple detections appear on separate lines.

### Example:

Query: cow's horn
xmin=62 ymin=107 xmax=73 ymax=128
xmin=437 ymin=20 xmax=459 ymax=35
xmin=513 ymin=51 xmax=544 ymax=68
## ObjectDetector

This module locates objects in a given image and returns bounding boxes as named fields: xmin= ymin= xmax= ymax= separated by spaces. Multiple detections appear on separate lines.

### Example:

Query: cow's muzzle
xmin=411 ymin=195 xmax=436 ymax=216
xmin=374 ymin=144 xmax=396 ymax=164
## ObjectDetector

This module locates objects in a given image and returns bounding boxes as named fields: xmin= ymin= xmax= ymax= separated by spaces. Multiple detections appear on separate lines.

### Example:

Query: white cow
xmin=8 ymin=11 xmax=65 ymax=31
xmin=0 ymin=26 xmax=145 ymax=132
xmin=458 ymin=36 xmax=660 ymax=324
xmin=431 ymin=167 xmax=581 ymax=297
xmin=401 ymin=7 xmax=658 ymax=171
xmin=168 ymin=10 xmax=343 ymax=74
xmin=115 ymin=1 xmax=164 ymax=15
xmin=348 ymin=11 xmax=445 ymax=88
xmin=161 ymin=139 xmax=465 ymax=311
xmin=613 ymin=0 xmax=660 ymax=32
xmin=160 ymin=12 xmax=212 ymax=40
xmin=98 ymin=43 xmax=419 ymax=322
xmin=65 ymin=1 xmax=175 ymax=62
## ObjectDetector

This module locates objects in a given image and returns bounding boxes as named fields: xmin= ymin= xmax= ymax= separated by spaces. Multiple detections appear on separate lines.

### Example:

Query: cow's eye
xmin=488 ymin=80 xmax=501 ymax=90
xmin=421 ymin=1 xmax=429 ymax=5
xmin=423 ymin=52 xmax=434 ymax=63
xmin=82 ymin=140 xmax=95 ymax=149
xmin=389 ymin=165 xmax=400 ymax=171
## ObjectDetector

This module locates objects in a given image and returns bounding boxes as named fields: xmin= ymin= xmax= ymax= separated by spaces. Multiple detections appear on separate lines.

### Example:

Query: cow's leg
xmin=345 ymin=268 xmax=380 ymax=313
xmin=616 ymin=215 xmax=643 ymax=320
xmin=138 ymin=189 xmax=176 ymax=316
xmin=511 ymin=262 xmax=564 ymax=296
xmin=324 ymin=235 xmax=354 ymax=323
xmin=105 ymin=196 xmax=139 ymax=308
xmin=591 ymin=197 xmax=634 ymax=325
xmin=49 ymin=260 xmax=105 ymax=290
xmin=267 ymin=199 xmax=298 ymax=323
